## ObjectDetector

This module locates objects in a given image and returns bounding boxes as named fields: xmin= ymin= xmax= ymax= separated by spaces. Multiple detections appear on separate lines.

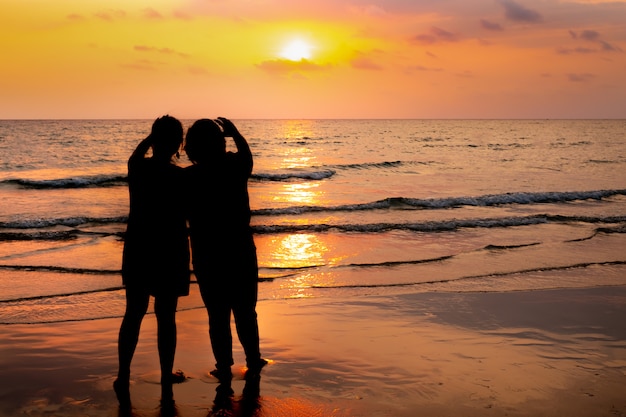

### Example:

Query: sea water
xmin=1 ymin=119 xmax=625 ymax=324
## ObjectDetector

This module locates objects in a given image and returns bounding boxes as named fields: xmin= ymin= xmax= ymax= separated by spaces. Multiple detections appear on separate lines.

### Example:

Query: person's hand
xmin=216 ymin=117 xmax=239 ymax=137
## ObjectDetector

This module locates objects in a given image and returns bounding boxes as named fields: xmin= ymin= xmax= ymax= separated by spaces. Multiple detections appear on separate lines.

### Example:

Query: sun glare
xmin=280 ymin=39 xmax=312 ymax=61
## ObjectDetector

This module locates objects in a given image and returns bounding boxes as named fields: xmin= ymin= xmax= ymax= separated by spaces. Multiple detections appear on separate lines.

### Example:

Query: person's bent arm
xmin=217 ymin=117 xmax=253 ymax=175
xmin=129 ymin=135 xmax=154 ymax=166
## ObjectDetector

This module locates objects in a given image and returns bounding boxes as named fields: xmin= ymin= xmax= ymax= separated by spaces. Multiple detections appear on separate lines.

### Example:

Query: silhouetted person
xmin=184 ymin=117 xmax=266 ymax=383
xmin=114 ymin=115 xmax=190 ymax=413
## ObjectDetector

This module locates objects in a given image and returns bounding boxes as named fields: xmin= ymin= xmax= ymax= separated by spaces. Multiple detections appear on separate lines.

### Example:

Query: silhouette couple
xmin=114 ymin=115 xmax=266 ymax=415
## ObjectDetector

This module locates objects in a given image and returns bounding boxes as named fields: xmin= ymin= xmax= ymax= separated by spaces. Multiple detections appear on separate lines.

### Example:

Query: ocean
xmin=1 ymin=119 xmax=625 ymax=326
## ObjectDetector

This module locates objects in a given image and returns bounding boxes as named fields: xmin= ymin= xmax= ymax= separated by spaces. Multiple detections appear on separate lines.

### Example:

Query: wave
xmin=0 ymin=216 xmax=127 ymax=230
xmin=1 ymin=214 xmax=625 ymax=241
xmin=2 ymin=175 xmax=127 ymax=189
xmin=3 ymin=170 xmax=338 ymax=189
xmin=255 ymin=189 xmax=626 ymax=215
xmin=252 ymin=214 xmax=626 ymax=234
xmin=309 ymin=260 xmax=626 ymax=289
xmin=0 ymin=286 xmax=124 ymax=304
xmin=252 ymin=160 xmax=429 ymax=181
xmin=0 ymin=263 xmax=275 ymax=283
xmin=252 ymin=169 xmax=335 ymax=181
xmin=1 ymin=160 xmax=420 ymax=188
xmin=0 ymin=231 xmax=83 ymax=241
xmin=1 ymin=188 xmax=624 ymax=238
xmin=328 ymin=160 xmax=409 ymax=170
xmin=0 ymin=264 xmax=120 ymax=275
xmin=260 ymin=241 xmax=583 ymax=273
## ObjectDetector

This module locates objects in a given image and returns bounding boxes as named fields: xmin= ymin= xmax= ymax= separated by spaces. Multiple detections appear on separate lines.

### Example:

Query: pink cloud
xmin=413 ymin=27 xmax=460 ymax=44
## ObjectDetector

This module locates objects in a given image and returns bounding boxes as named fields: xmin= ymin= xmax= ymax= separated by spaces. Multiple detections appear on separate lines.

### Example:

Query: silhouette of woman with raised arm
xmin=114 ymin=115 xmax=190 ymax=413
xmin=184 ymin=117 xmax=266 ymax=383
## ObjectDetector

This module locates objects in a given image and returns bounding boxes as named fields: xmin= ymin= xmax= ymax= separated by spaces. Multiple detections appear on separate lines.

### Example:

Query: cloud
xmin=349 ymin=50 xmax=387 ymax=71
xmin=413 ymin=27 xmax=460 ymax=44
xmin=121 ymin=60 xmax=159 ymax=71
xmin=187 ymin=66 xmax=210 ymax=76
xmin=480 ymin=19 xmax=503 ymax=31
xmin=498 ymin=0 xmax=542 ymax=23
xmin=455 ymin=70 xmax=474 ymax=78
xmin=256 ymin=59 xmax=331 ymax=74
xmin=133 ymin=45 xmax=190 ymax=58
xmin=350 ymin=57 xmax=384 ymax=71
xmin=567 ymin=29 xmax=623 ymax=53
xmin=142 ymin=8 xmax=163 ymax=19
xmin=556 ymin=47 xmax=596 ymax=55
xmin=567 ymin=73 xmax=594 ymax=82
xmin=356 ymin=4 xmax=388 ymax=17
xmin=579 ymin=30 xmax=600 ymax=42
xmin=408 ymin=65 xmax=443 ymax=73
xmin=94 ymin=9 xmax=126 ymax=22
xmin=173 ymin=10 xmax=193 ymax=20
xmin=599 ymin=40 xmax=621 ymax=52
xmin=66 ymin=13 xmax=85 ymax=21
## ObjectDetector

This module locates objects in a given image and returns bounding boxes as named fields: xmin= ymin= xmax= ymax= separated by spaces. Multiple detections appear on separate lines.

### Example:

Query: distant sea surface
xmin=1 ymin=119 xmax=625 ymax=325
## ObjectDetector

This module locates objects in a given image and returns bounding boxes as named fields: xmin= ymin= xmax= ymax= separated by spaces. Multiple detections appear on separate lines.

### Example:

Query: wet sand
xmin=1 ymin=286 xmax=625 ymax=417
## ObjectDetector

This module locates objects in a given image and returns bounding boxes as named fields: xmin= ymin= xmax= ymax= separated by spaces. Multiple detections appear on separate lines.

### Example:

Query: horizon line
xmin=2 ymin=117 xmax=625 ymax=121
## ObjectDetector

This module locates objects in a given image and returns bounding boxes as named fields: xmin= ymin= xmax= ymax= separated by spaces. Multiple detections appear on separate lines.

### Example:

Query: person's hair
xmin=150 ymin=115 xmax=183 ymax=159
xmin=184 ymin=119 xmax=226 ymax=164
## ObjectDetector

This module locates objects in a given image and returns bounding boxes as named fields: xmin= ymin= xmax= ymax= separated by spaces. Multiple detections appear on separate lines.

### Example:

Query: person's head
xmin=184 ymin=119 xmax=226 ymax=164
xmin=150 ymin=115 xmax=183 ymax=160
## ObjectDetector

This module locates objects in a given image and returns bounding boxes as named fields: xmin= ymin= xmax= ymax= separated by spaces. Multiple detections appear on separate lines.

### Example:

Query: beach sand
xmin=1 ymin=286 xmax=625 ymax=417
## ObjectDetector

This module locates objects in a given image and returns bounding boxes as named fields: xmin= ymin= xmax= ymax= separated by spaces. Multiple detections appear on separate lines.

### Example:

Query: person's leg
xmin=154 ymin=294 xmax=179 ymax=402
xmin=117 ymin=288 xmax=150 ymax=380
xmin=207 ymin=297 xmax=234 ymax=375
xmin=234 ymin=242 xmax=265 ymax=373
xmin=232 ymin=270 xmax=264 ymax=373
xmin=115 ymin=287 xmax=150 ymax=407
xmin=233 ymin=290 xmax=262 ymax=370
xmin=197 ymin=274 xmax=234 ymax=377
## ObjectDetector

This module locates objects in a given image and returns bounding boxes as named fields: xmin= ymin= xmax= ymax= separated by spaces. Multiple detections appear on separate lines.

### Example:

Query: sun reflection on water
xmin=282 ymin=152 xmax=314 ymax=169
xmin=277 ymin=119 xmax=316 ymax=142
xmin=259 ymin=233 xmax=350 ymax=299
xmin=258 ymin=120 xmax=337 ymax=298
xmin=276 ymin=181 xmax=322 ymax=205
xmin=268 ymin=233 xmax=326 ymax=268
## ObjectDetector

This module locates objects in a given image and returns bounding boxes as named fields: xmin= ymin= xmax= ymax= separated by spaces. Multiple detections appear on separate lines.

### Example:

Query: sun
xmin=279 ymin=39 xmax=313 ymax=61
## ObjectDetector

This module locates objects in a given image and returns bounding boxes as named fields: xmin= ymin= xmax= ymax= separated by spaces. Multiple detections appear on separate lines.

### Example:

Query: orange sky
xmin=1 ymin=0 xmax=625 ymax=119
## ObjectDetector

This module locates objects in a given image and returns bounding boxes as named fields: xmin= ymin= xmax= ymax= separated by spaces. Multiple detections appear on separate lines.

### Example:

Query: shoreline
xmin=1 ymin=285 xmax=625 ymax=416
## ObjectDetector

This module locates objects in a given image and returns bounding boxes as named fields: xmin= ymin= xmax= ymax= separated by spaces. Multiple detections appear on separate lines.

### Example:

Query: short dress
xmin=121 ymin=157 xmax=190 ymax=297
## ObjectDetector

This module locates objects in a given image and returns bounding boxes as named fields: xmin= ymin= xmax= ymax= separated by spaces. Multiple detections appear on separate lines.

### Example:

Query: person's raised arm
xmin=128 ymin=134 xmax=155 ymax=166
xmin=216 ymin=117 xmax=253 ymax=174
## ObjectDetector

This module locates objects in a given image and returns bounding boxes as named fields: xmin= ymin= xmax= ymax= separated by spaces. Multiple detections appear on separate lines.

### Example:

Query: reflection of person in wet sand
xmin=114 ymin=115 xmax=190 ymax=413
xmin=184 ymin=117 xmax=267 ymax=383
xmin=209 ymin=376 xmax=262 ymax=417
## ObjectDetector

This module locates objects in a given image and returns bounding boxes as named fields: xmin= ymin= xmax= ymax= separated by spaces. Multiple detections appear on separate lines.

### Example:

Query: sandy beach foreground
xmin=1 ymin=286 xmax=625 ymax=417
